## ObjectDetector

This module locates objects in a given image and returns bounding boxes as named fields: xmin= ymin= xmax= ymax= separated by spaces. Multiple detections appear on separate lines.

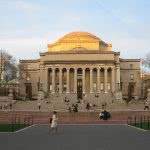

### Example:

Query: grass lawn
xmin=0 ymin=124 xmax=29 ymax=132
xmin=130 ymin=122 xmax=150 ymax=130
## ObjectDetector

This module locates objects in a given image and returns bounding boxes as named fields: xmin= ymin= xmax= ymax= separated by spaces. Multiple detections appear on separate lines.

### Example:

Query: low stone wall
xmin=0 ymin=110 xmax=150 ymax=124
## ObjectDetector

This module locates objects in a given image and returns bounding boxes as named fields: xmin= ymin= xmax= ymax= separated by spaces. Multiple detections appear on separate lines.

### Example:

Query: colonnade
xmin=41 ymin=66 xmax=118 ymax=94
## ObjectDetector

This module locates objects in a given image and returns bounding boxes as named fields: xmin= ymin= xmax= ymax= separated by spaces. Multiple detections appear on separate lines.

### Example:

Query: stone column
xmin=59 ymin=68 xmax=62 ymax=94
xmin=111 ymin=67 xmax=115 ymax=92
xmin=90 ymin=68 xmax=93 ymax=93
xmin=82 ymin=68 xmax=86 ymax=94
xmin=52 ymin=68 xmax=55 ymax=93
xmin=39 ymin=66 xmax=44 ymax=91
xmin=97 ymin=68 xmax=101 ymax=93
xmin=104 ymin=67 xmax=108 ymax=93
xmin=66 ymin=68 xmax=70 ymax=93
xmin=74 ymin=68 xmax=77 ymax=93
xmin=39 ymin=67 xmax=43 ymax=90
xmin=43 ymin=68 xmax=48 ymax=92
xmin=116 ymin=65 xmax=120 ymax=90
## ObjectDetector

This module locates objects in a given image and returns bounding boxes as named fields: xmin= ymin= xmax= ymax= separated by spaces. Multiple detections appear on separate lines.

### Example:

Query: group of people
xmin=99 ymin=110 xmax=111 ymax=120
xmin=49 ymin=109 xmax=111 ymax=134
xmin=63 ymin=97 xmax=70 ymax=103
xmin=0 ymin=102 xmax=13 ymax=110
xmin=68 ymin=103 xmax=78 ymax=112
xmin=86 ymin=102 xmax=92 ymax=110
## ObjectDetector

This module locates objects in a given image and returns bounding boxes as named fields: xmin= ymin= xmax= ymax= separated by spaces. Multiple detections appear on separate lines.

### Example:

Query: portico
xmin=41 ymin=66 xmax=117 ymax=96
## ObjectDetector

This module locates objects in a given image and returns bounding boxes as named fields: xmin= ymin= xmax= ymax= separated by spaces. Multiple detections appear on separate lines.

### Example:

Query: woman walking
xmin=49 ymin=111 xmax=58 ymax=133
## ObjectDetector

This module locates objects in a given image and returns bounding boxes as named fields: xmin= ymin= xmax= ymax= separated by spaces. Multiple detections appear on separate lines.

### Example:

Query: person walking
xmin=37 ymin=101 xmax=41 ymax=110
xmin=49 ymin=111 xmax=58 ymax=133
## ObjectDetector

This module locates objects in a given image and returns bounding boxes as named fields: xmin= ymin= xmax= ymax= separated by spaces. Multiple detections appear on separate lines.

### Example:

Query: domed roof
xmin=48 ymin=31 xmax=111 ymax=52
xmin=57 ymin=31 xmax=101 ymax=42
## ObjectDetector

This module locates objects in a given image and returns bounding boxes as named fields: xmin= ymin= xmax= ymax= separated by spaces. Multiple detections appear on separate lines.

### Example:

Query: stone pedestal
xmin=114 ymin=91 xmax=122 ymax=102
xmin=38 ymin=91 xmax=44 ymax=101
xmin=8 ymin=89 xmax=13 ymax=100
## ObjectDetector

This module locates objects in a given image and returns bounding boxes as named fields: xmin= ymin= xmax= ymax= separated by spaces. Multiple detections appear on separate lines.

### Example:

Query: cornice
xmin=120 ymin=58 xmax=140 ymax=62
xmin=40 ymin=50 xmax=117 ymax=56
xmin=19 ymin=59 xmax=40 ymax=63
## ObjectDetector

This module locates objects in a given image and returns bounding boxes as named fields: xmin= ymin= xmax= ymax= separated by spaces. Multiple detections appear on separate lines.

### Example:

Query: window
xmin=25 ymin=64 xmax=31 ymax=69
xmin=130 ymin=74 xmax=134 ymax=80
xmin=130 ymin=64 xmax=133 ymax=69
xmin=26 ymin=76 xmax=30 ymax=81
xmin=63 ymin=84 xmax=66 ymax=92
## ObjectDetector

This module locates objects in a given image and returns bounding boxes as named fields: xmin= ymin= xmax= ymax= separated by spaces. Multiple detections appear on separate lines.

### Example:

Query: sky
xmin=0 ymin=0 xmax=150 ymax=60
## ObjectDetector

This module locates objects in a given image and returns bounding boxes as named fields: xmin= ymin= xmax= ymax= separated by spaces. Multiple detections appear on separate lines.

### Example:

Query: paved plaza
xmin=0 ymin=124 xmax=150 ymax=150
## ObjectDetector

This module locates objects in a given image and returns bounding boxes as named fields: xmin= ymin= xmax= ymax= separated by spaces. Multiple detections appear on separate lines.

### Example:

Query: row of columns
xmin=42 ymin=67 xmax=116 ymax=94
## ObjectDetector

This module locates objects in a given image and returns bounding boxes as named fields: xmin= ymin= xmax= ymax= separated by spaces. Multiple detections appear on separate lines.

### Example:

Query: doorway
xmin=25 ymin=83 xmax=32 ymax=99
xmin=128 ymin=83 xmax=135 ymax=101
xmin=77 ymin=79 xmax=82 ymax=99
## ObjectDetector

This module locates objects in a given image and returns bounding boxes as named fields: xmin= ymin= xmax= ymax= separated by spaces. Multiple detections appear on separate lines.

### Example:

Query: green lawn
xmin=0 ymin=124 xmax=29 ymax=132
xmin=130 ymin=122 xmax=150 ymax=130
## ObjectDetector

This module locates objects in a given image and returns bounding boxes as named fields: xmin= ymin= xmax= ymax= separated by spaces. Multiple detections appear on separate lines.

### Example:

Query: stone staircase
xmin=41 ymin=92 xmax=117 ymax=111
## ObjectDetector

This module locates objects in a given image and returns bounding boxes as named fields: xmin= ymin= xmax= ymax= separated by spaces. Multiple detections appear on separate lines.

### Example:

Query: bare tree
xmin=142 ymin=52 xmax=150 ymax=68
xmin=0 ymin=49 xmax=17 ymax=83
xmin=142 ymin=52 xmax=150 ymax=72
xmin=19 ymin=63 xmax=26 ymax=81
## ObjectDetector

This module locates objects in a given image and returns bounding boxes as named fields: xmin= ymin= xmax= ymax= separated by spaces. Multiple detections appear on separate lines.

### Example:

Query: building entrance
xmin=128 ymin=82 xmax=135 ymax=100
xmin=25 ymin=83 xmax=32 ymax=99
xmin=77 ymin=79 xmax=82 ymax=99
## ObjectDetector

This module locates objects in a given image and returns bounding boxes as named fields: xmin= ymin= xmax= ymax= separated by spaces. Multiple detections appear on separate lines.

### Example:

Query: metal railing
xmin=11 ymin=116 xmax=33 ymax=132
xmin=127 ymin=116 xmax=150 ymax=129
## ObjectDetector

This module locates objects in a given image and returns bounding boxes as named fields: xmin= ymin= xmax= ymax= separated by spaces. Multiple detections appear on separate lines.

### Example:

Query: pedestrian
xmin=144 ymin=100 xmax=149 ymax=110
xmin=10 ymin=103 xmax=12 ymax=109
xmin=73 ymin=104 xmax=78 ymax=112
xmin=49 ymin=111 xmax=58 ymax=133
xmin=37 ymin=101 xmax=41 ymax=110
xmin=68 ymin=106 xmax=72 ymax=112
xmin=86 ymin=102 xmax=90 ymax=110
xmin=89 ymin=103 xmax=92 ymax=110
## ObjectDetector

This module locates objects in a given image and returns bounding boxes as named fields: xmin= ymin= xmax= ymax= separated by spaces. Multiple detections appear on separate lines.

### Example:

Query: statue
xmin=147 ymin=89 xmax=150 ymax=102
xmin=38 ymin=89 xmax=44 ymax=101
xmin=8 ymin=89 xmax=13 ymax=100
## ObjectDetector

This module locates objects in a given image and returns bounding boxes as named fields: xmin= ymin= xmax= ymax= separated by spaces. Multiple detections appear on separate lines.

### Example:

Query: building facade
xmin=141 ymin=74 xmax=150 ymax=99
xmin=19 ymin=32 xmax=141 ymax=100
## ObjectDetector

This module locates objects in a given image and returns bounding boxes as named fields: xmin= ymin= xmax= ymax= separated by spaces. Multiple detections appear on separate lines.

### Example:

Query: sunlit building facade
xmin=19 ymin=32 xmax=141 ymax=100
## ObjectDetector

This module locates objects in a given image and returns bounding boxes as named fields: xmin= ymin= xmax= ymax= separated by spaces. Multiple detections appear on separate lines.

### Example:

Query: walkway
xmin=0 ymin=125 xmax=150 ymax=150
